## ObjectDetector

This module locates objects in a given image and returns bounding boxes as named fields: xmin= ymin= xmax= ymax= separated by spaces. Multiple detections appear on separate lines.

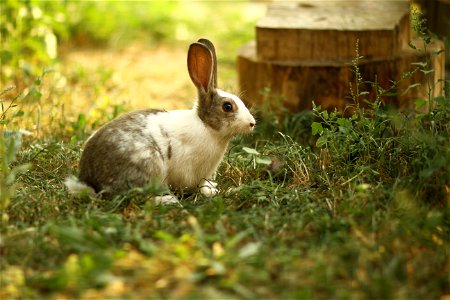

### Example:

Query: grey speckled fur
xmin=79 ymin=109 xmax=166 ymax=195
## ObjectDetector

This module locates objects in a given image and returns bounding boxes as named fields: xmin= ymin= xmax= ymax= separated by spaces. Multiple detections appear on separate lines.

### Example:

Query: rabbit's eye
xmin=222 ymin=102 xmax=234 ymax=112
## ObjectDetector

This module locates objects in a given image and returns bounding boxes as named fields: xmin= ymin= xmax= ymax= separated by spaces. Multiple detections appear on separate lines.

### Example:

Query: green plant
xmin=242 ymin=147 xmax=272 ymax=169
xmin=0 ymin=130 xmax=31 ymax=226
xmin=1 ymin=85 xmax=22 ymax=126
xmin=0 ymin=0 xmax=67 ymax=83
xmin=0 ymin=85 xmax=32 ymax=227
xmin=311 ymin=30 xmax=449 ymax=204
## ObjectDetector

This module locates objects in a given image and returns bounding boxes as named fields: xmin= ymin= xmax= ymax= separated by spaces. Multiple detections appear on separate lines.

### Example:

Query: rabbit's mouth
xmin=245 ymin=112 xmax=257 ymax=132
xmin=234 ymin=118 xmax=256 ymax=135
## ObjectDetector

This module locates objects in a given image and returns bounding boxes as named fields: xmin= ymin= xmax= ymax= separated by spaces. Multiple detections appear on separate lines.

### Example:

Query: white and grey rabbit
xmin=65 ymin=39 xmax=256 ymax=204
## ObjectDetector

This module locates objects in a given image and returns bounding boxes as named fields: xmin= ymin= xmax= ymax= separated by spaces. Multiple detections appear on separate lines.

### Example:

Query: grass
xmin=2 ymin=91 xmax=449 ymax=299
xmin=1 ymin=2 xmax=450 ymax=299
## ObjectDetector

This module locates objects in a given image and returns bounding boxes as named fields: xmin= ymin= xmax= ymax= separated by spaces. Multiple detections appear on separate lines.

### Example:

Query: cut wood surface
xmin=238 ymin=39 xmax=445 ymax=112
xmin=256 ymin=0 xmax=410 ymax=61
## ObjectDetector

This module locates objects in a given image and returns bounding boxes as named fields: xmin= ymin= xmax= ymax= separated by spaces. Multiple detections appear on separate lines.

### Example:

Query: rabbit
xmin=65 ymin=39 xmax=256 ymax=204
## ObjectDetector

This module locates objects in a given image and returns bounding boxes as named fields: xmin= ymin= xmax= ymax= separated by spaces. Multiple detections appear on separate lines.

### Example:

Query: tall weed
xmin=310 ymin=23 xmax=449 ymax=205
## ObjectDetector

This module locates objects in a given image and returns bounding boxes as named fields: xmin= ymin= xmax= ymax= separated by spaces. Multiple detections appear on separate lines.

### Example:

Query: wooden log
xmin=256 ymin=1 xmax=411 ymax=61
xmin=238 ymin=39 xmax=445 ymax=112
xmin=417 ymin=0 xmax=450 ymax=67
xmin=418 ymin=0 xmax=450 ymax=37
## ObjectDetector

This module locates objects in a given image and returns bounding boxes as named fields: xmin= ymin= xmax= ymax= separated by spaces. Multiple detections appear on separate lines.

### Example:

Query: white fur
xmin=142 ymin=109 xmax=227 ymax=190
xmin=217 ymin=89 xmax=256 ymax=135
xmin=154 ymin=195 xmax=180 ymax=205
xmin=217 ymin=89 xmax=247 ymax=111
xmin=139 ymin=90 xmax=254 ymax=196
xmin=64 ymin=176 xmax=95 ymax=195
xmin=199 ymin=180 xmax=219 ymax=197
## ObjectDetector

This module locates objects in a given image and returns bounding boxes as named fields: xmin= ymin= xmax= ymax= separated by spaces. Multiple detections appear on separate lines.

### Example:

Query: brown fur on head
xmin=187 ymin=39 xmax=254 ymax=136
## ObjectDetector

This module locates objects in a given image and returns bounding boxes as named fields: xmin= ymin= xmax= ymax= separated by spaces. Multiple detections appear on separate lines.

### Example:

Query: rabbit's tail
xmin=64 ymin=176 xmax=95 ymax=196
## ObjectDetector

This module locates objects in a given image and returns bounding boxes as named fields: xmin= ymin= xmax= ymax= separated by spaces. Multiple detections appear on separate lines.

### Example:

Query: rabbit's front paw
xmin=200 ymin=180 xmax=219 ymax=197
xmin=154 ymin=195 xmax=180 ymax=205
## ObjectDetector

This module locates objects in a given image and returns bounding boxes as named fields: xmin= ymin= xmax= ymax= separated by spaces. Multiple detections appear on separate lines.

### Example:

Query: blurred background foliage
xmin=1 ymin=0 xmax=65 ymax=84
xmin=1 ymin=0 xmax=263 ymax=85
xmin=0 ymin=0 xmax=265 ymax=139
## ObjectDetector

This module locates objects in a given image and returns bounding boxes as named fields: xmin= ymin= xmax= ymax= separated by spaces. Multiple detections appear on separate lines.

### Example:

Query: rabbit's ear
xmin=197 ymin=39 xmax=217 ymax=88
xmin=187 ymin=43 xmax=213 ymax=93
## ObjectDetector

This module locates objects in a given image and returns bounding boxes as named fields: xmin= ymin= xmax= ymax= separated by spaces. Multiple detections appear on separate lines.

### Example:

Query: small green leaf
xmin=226 ymin=230 xmax=250 ymax=249
xmin=420 ymin=69 xmax=434 ymax=75
xmin=255 ymin=156 xmax=272 ymax=165
xmin=401 ymin=83 xmax=421 ymax=96
xmin=411 ymin=61 xmax=427 ymax=68
xmin=311 ymin=122 xmax=323 ymax=136
xmin=408 ymin=42 xmax=417 ymax=50
xmin=154 ymin=231 xmax=175 ymax=242
xmin=242 ymin=147 xmax=260 ymax=155
xmin=336 ymin=118 xmax=352 ymax=128
xmin=415 ymin=99 xmax=427 ymax=109
xmin=434 ymin=96 xmax=446 ymax=106
xmin=431 ymin=49 xmax=445 ymax=57
xmin=316 ymin=136 xmax=328 ymax=147
xmin=76 ymin=113 xmax=87 ymax=128
xmin=238 ymin=242 xmax=260 ymax=259
xmin=13 ymin=110 xmax=24 ymax=118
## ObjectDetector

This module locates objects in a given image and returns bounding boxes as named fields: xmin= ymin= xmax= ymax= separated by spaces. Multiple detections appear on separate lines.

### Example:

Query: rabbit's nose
xmin=250 ymin=122 xmax=255 ymax=128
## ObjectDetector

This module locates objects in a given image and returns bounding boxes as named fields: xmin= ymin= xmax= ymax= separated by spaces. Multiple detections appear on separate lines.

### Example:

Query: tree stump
xmin=417 ymin=0 xmax=450 ymax=68
xmin=238 ymin=0 xmax=445 ymax=112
